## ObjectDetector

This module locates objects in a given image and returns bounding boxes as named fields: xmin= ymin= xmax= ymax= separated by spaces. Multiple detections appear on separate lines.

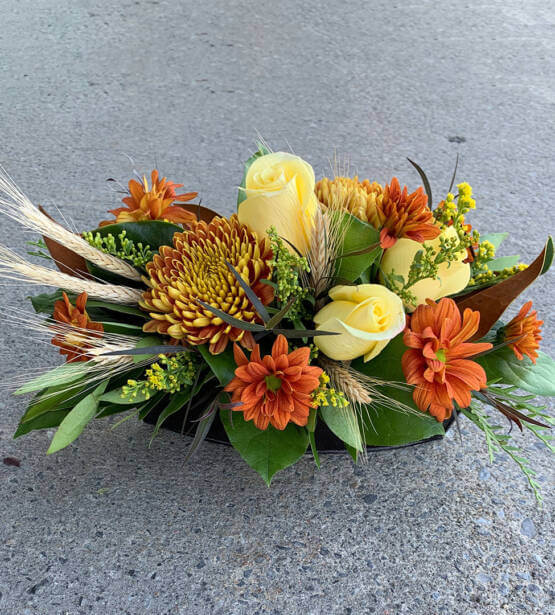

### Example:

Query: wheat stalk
xmin=0 ymin=245 xmax=142 ymax=304
xmin=0 ymin=168 xmax=142 ymax=281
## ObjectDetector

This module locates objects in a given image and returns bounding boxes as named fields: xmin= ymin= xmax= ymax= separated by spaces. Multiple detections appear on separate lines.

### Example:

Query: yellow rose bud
xmin=237 ymin=151 xmax=318 ymax=255
xmin=313 ymin=284 xmax=405 ymax=362
xmin=380 ymin=226 xmax=470 ymax=311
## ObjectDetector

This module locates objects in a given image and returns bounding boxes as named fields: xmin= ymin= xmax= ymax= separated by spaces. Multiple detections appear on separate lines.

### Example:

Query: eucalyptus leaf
xmin=480 ymin=232 xmax=509 ymax=251
xmin=220 ymin=410 xmax=309 ymax=485
xmin=47 ymin=381 xmax=108 ymax=454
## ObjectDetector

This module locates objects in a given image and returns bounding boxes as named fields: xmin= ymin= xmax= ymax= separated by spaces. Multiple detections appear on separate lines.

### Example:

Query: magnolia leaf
xmin=38 ymin=206 xmax=92 ymax=278
xmin=477 ymin=348 xmax=555 ymax=396
xmin=220 ymin=410 xmax=309 ymax=485
xmin=90 ymin=220 xmax=182 ymax=251
xmin=47 ymin=381 xmax=108 ymax=454
xmin=456 ymin=237 xmax=553 ymax=340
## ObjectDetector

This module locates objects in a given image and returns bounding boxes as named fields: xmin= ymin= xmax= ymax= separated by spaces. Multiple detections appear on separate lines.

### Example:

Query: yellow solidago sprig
xmin=83 ymin=230 xmax=154 ymax=269
xmin=311 ymin=372 xmax=349 ymax=409
xmin=122 ymin=353 xmax=198 ymax=401
xmin=268 ymin=226 xmax=311 ymax=321
xmin=434 ymin=182 xmax=480 ymax=251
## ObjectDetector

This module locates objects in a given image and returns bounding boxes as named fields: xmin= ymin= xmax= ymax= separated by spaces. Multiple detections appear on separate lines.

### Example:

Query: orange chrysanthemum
xmin=140 ymin=215 xmax=274 ymax=355
xmin=224 ymin=335 xmax=323 ymax=430
xmin=401 ymin=298 xmax=493 ymax=422
xmin=504 ymin=301 xmax=543 ymax=364
xmin=100 ymin=169 xmax=198 ymax=226
xmin=315 ymin=176 xmax=440 ymax=249
xmin=377 ymin=177 xmax=441 ymax=248
xmin=51 ymin=292 xmax=104 ymax=362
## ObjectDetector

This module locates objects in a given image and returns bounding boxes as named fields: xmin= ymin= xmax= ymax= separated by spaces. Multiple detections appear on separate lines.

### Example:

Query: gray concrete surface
xmin=0 ymin=1 xmax=554 ymax=614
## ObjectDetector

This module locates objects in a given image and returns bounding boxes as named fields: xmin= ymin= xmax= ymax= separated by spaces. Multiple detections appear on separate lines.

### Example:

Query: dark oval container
xmin=143 ymin=401 xmax=454 ymax=453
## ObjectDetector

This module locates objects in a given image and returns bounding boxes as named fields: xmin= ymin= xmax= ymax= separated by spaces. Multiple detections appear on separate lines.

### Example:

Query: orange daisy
xmin=378 ymin=177 xmax=441 ymax=249
xmin=100 ymin=169 xmax=198 ymax=226
xmin=224 ymin=335 xmax=323 ymax=431
xmin=503 ymin=301 xmax=543 ymax=364
xmin=51 ymin=292 xmax=104 ymax=362
xmin=401 ymin=298 xmax=493 ymax=421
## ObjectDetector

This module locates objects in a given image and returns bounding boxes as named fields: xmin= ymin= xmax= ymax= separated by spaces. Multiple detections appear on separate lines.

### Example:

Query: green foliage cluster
xmin=267 ymin=226 xmax=310 ymax=321
xmin=83 ymin=229 xmax=154 ymax=268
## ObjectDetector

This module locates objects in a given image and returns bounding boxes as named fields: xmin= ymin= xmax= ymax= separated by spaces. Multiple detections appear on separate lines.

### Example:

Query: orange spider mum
xmin=51 ymin=292 xmax=104 ymax=362
xmin=224 ymin=335 xmax=323 ymax=430
xmin=140 ymin=215 xmax=274 ymax=355
xmin=378 ymin=177 xmax=441 ymax=249
xmin=401 ymin=298 xmax=493 ymax=422
xmin=503 ymin=301 xmax=543 ymax=364
xmin=100 ymin=169 xmax=198 ymax=226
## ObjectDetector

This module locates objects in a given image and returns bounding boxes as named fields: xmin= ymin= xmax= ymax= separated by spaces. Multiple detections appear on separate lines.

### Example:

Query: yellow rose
xmin=237 ymin=151 xmax=318 ymax=255
xmin=313 ymin=284 xmax=405 ymax=362
xmin=380 ymin=226 xmax=470 ymax=311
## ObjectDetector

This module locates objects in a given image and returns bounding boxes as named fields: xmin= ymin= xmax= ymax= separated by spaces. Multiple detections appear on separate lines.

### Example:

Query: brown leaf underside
xmin=456 ymin=242 xmax=549 ymax=341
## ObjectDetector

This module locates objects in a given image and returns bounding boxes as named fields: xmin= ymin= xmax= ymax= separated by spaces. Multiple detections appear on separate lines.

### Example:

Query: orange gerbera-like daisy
xmin=503 ymin=301 xmax=543 ymax=364
xmin=51 ymin=292 xmax=104 ymax=362
xmin=378 ymin=177 xmax=441 ymax=249
xmin=100 ymin=169 xmax=198 ymax=226
xmin=401 ymin=298 xmax=493 ymax=422
xmin=224 ymin=335 xmax=323 ymax=431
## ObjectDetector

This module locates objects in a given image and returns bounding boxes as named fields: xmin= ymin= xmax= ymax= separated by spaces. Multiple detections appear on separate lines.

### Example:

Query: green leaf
xmin=540 ymin=235 xmax=553 ymax=274
xmin=319 ymin=405 xmax=363 ymax=451
xmin=149 ymin=390 xmax=193 ymax=443
xmin=47 ymin=381 xmax=108 ymax=454
xmin=99 ymin=387 xmax=150 ymax=405
xmin=196 ymin=299 xmax=266 ymax=332
xmin=98 ymin=321 xmax=144 ymax=335
xmin=477 ymin=348 xmax=555 ymax=396
xmin=20 ymin=381 xmax=88 ymax=423
xmin=308 ymin=430 xmax=320 ymax=468
xmin=15 ymin=363 xmax=92 ymax=395
xmin=220 ymin=410 xmax=309 ymax=485
xmin=14 ymin=409 xmax=70 ymax=438
xmin=198 ymin=345 xmax=236 ymax=385
xmin=89 ymin=220 xmax=182 ymax=251
xmin=486 ymin=255 xmax=521 ymax=271
xmin=480 ymin=232 xmax=509 ymax=251
xmin=351 ymin=335 xmax=445 ymax=446
xmin=237 ymin=143 xmax=271 ymax=207
xmin=335 ymin=212 xmax=381 ymax=282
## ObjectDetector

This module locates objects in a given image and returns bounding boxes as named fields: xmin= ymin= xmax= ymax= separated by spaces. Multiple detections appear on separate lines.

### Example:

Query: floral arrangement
xmin=0 ymin=145 xmax=553 ymax=498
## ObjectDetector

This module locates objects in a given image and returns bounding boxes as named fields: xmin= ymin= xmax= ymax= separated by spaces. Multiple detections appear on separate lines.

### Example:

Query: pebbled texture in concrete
xmin=0 ymin=1 xmax=553 ymax=614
